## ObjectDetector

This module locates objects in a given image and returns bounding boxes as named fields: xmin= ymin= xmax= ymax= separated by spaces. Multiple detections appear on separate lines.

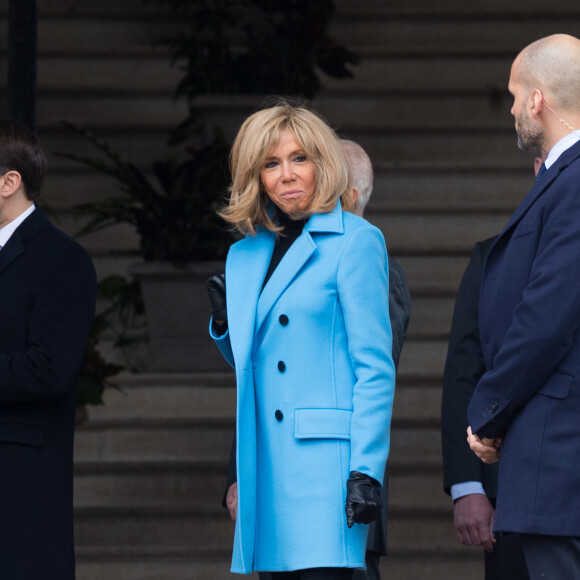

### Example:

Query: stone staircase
xmin=73 ymin=370 xmax=481 ymax=580
xmin=2 ymin=0 xmax=580 ymax=578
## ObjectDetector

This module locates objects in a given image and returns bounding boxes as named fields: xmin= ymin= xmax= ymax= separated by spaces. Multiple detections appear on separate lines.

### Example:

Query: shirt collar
xmin=0 ymin=204 xmax=36 ymax=248
xmin=545 ymin=130 xmax=580 ymax=169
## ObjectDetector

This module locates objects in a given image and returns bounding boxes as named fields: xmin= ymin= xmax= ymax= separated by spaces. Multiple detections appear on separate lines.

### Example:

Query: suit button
xmin=275 ymin=410 xmax=284 ymax=421
xmin=279 ymin=314 xmax=289 ymax=326
xmin=278 ymin=361 xmax=286 ymax=372
xmin=488 ymin=401 xmax=499 ymax=413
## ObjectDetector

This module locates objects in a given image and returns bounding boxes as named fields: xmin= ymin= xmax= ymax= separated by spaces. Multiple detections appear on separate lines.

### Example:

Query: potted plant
xmin=61 ymin=125 xmax=235 ymax=372
xmin=144 ymin=0 xmax=359 ymax=141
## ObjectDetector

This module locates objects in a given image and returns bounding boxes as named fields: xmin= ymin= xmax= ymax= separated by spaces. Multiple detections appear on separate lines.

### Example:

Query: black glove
xmin=206 ymin=269 xmax=227 ymax=323
xmin=345 ymin=470 xmax=382 ymax=528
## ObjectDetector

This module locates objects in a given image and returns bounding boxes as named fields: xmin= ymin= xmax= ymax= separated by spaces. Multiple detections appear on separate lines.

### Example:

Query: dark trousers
xmin=264 ymin=569 xmax=354 ymax=580
xmin=352 ymin=550 xmax=381 ymax=580
xmin=485 ymin=532 xmax=529 ymax=579
xmin=521 ymin=534 xmax=580 ymax=580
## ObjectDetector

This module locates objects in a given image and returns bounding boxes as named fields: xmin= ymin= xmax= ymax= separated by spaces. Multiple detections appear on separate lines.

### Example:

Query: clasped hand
xmin=467 ymin=426 xmax=502 ymax=464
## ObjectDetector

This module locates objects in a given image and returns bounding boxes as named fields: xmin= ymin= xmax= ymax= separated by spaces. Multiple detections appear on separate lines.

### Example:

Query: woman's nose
xmin=281 ymin=162 xmax=294 ymax=181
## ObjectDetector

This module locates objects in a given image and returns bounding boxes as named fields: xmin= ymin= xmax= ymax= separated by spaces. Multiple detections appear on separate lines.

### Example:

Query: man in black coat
xmin=218 ymin=140 xmax=411 ymax=580
xmin=442 ymin=237 xmax=528 ymax=579
xmin=342 ymin=139 xmax=411 ymax=580
xmin=0 ymin=119 xmax=97 ymax=578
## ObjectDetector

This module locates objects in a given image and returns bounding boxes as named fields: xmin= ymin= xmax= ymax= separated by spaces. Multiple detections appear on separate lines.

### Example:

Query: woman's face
xmin=260 ymin=130 xmax=316 ymax=217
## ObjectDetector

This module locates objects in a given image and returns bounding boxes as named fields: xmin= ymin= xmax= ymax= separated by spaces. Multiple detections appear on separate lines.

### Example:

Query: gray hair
xmin=340 ymin=139 xmax=374 ymax=215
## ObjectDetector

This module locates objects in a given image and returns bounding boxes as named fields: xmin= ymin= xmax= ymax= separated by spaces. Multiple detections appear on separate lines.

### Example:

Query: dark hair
xmin=0 ymin=119 xmax=47 ymax=201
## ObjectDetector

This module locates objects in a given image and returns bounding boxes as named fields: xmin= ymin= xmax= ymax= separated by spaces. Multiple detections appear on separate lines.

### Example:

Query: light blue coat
xmin=211 ymin=202 xmax=395 ymax=573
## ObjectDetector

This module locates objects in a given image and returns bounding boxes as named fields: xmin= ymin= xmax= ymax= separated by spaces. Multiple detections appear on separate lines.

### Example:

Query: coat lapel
xmin=0 ymin=236 xmax=24 ymax=276
xmin=256 ymin=232 xmax=316 ymax=330
xmin=0 ymin=207 xmax=46 ymax=277
xmin=226 ymin=228 xmax=276 ymax=365
xmin=256 ymin=202 xmax=345 ymax=332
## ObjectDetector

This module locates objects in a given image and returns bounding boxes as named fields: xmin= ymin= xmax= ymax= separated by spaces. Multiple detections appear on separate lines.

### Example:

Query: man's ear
xmin=352 ymin=188 xmax=359 ymax=204
xmin=0 ymin=170 xmax=22 ymax=199
xmin=530 ymin=89 xmax=544 ymax=118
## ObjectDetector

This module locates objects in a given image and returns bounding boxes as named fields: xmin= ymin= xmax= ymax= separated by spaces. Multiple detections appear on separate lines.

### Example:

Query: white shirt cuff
xmin=451 ymin=481 xmax=486 ymax=502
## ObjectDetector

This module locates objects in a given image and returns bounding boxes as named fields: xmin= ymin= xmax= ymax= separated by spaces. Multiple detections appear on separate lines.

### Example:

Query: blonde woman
xmin=207 ymin=102 xmax=395 ymax=579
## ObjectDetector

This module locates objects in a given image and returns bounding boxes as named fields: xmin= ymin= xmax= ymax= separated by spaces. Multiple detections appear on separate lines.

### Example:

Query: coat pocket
xmin=0 ymin=421 xmax=44 ymax=447
xmin=538 ymin=370 xmax=573 ymax=399
xmin=294 ymin=408 xmax=352 ymax=440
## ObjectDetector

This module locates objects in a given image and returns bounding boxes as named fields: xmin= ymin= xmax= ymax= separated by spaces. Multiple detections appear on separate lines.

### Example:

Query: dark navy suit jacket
xmin=468 ymin=140 xmax=580 ymax=536
xmin=0 ymin=208 xmax=96 ymax=578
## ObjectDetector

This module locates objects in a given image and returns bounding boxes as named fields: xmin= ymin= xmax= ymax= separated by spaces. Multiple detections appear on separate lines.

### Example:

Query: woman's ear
xmin=0 ymin=170 xmax=22 ymax=199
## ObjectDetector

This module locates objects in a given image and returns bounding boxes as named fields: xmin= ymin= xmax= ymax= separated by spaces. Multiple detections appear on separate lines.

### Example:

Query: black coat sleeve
xmin=388 ymin=257 xmax=411 ymax=370
xmin=0 ymin=239 xmax=97 ymax=404
xmin=441 ymin=237 xmax=498 ymax=497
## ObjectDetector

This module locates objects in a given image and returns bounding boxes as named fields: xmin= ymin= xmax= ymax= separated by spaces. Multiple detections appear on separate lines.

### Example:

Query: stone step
xmin=332 ymin=15 xmax=580 ymax=55
xmin=37 ymin=17 xmax=179 ymax=57
xmin=43 ymin=165 xmax=534 ymax=215
xmin=30 ymin=0 xmax=580 ymax=17
xmin=75 ymin=422 xmax=441 ymax=471
xmin=39 ymin=93 xmax=515 ymax=131
xmin=337 ymin=0 xmax=580 ymax=16
xmin=75 ymin=549 xmax=483 ymax=580
xmin=49 ymin=208 xmax=506 ymax=257
xmin=88 ymin=254 xmax=469 ymax=297
xmin=406 ymin=297 xmax=454 ymax=339
xmin=73 ymin=504 xmax=457 ymax=552
xmin=325 ymin=56 xmax=512 ymax=94
xmin=372 ymin=168 xmax=533 ymax=213
xmin=77 ymin=375 xmax=443 ymax=426
xmin=74 ymin=463 xmax=447 ymax=512
xmin=397 ymin=255 xmax=470 ymax=296
xmin=20 ymin=54 xmax=522 ymax=96
xmin=74 ymin=461 xmax=227 ymax=510
xmin=42 ymin=128 xmax=533 ymax=169
xmin=32 ymin=9 xmax=579 ymax=59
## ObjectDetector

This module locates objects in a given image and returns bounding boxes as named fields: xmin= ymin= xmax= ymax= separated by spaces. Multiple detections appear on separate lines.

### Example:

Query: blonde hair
xmin=219 ymin=101 xmax=354 ymax=236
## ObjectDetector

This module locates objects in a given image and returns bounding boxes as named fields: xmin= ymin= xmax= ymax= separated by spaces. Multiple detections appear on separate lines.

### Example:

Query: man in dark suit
xmin=342 ymin=139 xmax=410 ymax=580
xmin=217 ymin=140 xmax=411 ymax=580
xmin=467 ymin=34 xmax=580 ymax=578
xmin=441 ymin=237 xmax=529 ymax=579
xmin=441 ymin=154 xmax=545 ymax=579
xmin=0 ymin=119 xmax=97 ymax=578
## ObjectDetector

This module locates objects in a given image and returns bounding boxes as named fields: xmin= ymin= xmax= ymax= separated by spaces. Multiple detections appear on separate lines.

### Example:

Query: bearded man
xmin=467 ymin=34 xmax=580 ymax=579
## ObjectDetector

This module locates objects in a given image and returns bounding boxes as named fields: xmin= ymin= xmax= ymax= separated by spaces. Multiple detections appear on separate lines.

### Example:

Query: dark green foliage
xmin=59 ymin=122 xmax=234 ymax=264
xmin=145 ymin=0 xmax=359 ymax=102
xmin=77 ymin=275 xmax=142 ymax=406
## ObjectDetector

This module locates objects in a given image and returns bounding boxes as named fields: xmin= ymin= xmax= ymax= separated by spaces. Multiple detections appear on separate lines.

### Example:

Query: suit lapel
xmin=501 ymin=141 xmax=580 ymax=236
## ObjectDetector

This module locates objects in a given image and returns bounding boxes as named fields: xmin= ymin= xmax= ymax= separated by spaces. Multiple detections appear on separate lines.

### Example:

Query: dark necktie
xmin=536 ymin=163 xmax=547 ymax=182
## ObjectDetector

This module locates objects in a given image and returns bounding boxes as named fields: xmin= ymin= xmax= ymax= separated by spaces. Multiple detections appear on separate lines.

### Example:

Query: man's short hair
xmin=0 ymin=119 xmax=47 ymax=201
xmin=340 ymin=139 xmax=374 ymax=214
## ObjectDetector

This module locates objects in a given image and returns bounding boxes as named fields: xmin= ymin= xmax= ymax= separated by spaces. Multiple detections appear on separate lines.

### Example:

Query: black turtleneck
xmin=261 ymin=211 xmax=307 ymax=291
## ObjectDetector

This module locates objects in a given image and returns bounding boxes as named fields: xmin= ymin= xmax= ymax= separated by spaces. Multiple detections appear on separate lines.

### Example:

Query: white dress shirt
xmin=0 ymin=204 xmax=36 ymax=250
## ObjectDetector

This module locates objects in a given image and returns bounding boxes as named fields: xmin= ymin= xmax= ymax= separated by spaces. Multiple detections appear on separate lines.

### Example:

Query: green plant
xmin=145 ymin=0 xmax=359 ymax=134
xmin=59 ymin=122 xmax=234 ymax=264
xmin=77 ymin=275 xmax=142 ymax=405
